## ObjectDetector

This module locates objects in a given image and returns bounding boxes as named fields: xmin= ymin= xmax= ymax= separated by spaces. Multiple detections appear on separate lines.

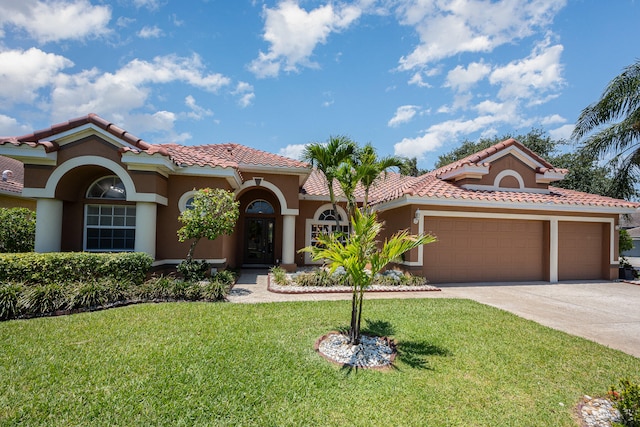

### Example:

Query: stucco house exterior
xmin=0 ymin=114 xmax=637 ymax=283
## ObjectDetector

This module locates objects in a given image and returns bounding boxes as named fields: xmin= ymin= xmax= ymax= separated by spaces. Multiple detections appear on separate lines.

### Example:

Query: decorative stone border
xmin=314 ymin=331 xmax=397 ymax=371
xmin=268 ymin=274 xmax=441 ymax=294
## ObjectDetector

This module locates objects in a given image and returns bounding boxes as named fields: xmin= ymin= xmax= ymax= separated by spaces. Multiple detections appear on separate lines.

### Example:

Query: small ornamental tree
xmin=177 ymin=188 xmax=239 ymax=279
xmin=0 ymin=207 xmax=36 ymax=253
xmin=301 ymin=209 xmax=436 ymax=345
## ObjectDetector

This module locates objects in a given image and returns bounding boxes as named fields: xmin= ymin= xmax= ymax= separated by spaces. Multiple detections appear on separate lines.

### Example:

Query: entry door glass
xmin=245 ymin=218 xmax=274 ymax=264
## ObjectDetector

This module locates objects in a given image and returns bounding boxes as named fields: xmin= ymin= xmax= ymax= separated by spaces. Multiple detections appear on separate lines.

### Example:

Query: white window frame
xmin=84 ymin=204 xmax=137 ymax=252
xmin=304 ymin=204 xmax=349 ymax=265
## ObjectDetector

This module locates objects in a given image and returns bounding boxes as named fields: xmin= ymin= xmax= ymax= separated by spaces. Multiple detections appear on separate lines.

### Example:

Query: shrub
xmin=20 ymin=283 xmax=67 ymax=315
xmin=270 ymin=266 xmax=288 ymax=285
xmin=0 ymin=208 xmax=35 ymax=253
xmin=609 ymin=378 xmax=640 ymax=427
xmin=135 ymin=276 xmax=175 ymax=300
xmin=212 ymin=269 xmax=236 ymax=286
xmin=200 ymin=280 xmax=230 ymax=302
xmin=0 ymin=252 xmax=152 ymax=285
xmin=177 ymin=259 xmax=209 ymax=282
xmin=68 ymin=280 xmax=110 ymax=309
xmin=0 ymin=283 xmax=22 ymax=320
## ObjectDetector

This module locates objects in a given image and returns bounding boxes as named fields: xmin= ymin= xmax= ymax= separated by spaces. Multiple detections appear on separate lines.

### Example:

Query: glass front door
xmin=244 ymin=217 xmax=275 ymax=265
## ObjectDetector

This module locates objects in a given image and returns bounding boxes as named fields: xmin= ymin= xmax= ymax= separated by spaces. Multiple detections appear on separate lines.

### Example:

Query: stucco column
xmin=281 ymin=214 xmax=296 ymax=271
xmin=34 ymin=198 xmax=63 ymax=253
xmin=549 ymin=219 xmax=559 ymax=283
xmin=134 ymin=202 xmax=157 ymax=259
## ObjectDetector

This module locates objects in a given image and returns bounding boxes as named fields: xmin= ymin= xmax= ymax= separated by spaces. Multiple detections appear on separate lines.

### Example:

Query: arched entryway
xmin=244 ymin=199 xmax=276 ymax=265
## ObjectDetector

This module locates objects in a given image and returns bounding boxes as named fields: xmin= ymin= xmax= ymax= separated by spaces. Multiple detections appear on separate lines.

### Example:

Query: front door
xmin=244 ymin=217 xmax=275 ymax=265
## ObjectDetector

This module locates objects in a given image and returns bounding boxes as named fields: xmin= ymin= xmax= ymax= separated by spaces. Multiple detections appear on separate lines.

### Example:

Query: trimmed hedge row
xmin=0 ymin=252 xmax=153 ymax=285
xmin=0 ymin=272 xmax=236 ymax=320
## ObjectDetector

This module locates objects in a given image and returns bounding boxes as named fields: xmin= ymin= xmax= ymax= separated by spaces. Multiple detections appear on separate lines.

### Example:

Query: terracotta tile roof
xmin=364 ymin=170 xmax=639 ymax=209
xmin=0 ymin=156 xmax=24 ymax=194
xmin=158 ymin=143 xmax=310 ymax=170
xmin=433 ymin=138 xmax=568 ymax=178
xmin=0 ymin=113 xmax=168 ymax=156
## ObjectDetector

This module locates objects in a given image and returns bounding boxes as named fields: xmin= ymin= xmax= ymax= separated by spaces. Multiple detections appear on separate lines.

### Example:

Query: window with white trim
xmin=85 ymin=176 xmax=136 ymax=251
xmin=246 ymin=199 xmax=274 ymax=214
xmin=310 ymin=209 xmax=349 ymax=247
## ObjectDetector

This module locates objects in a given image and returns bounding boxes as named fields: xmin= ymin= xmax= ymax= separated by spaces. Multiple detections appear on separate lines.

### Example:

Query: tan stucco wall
xmin=0 ymin=195 xmax=36 ymax=210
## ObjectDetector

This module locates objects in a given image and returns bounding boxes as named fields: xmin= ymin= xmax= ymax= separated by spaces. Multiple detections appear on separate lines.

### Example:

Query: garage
xmin=422 ymin=217 xmax=546 ymax=283
xmin=558 ymin=221 xmax=605 ymax=281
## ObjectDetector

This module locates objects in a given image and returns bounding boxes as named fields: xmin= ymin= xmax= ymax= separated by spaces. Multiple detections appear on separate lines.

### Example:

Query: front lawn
xmin=1 ymin=299 xmax=638 ymax=426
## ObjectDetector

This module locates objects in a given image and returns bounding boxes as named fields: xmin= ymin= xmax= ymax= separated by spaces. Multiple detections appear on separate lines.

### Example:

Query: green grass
xmin=1 ymin=299 xmax=639 ymax=426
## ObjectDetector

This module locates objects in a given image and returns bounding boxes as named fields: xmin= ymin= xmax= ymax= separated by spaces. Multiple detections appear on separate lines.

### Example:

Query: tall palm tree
xmin=302 ymin=136 xmax=356 ymax=228
xmin=301 ymin=209 xmax=436 ymax=345
xmin=572 ymin=59 xmax=640 ymax=200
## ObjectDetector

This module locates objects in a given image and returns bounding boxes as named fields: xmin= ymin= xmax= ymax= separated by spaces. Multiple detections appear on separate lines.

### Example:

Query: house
xmin=0 ymin=114 xmax=637 ymax=283
xmin=0 ymin=155 xmax=35 ymax=210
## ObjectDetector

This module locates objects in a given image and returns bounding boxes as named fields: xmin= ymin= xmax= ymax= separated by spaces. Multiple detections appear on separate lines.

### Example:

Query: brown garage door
xmin=558 ymin=222 xmax=604 ymax=281
xmin=423 ymin=217 xmax=545 ymax=283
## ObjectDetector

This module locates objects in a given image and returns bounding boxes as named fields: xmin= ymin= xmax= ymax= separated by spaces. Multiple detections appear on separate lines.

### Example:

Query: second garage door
xmin=422 ymin=217 xmax=546 ymax=283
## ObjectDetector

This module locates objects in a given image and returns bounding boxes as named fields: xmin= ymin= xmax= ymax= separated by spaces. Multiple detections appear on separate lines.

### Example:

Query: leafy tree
xmin=572 ymin=59 xmax=640 ymax=200
xmin=177 ymin=188 xmax=239 ymax=263
xmin=0 ymin=207 xmax=35 ymax=253
xmin=301 ymin=209 xmax=436 ymax=345
xmin=399 ymin=157 xmax=429 ymax=177
xmin=302 ymin=136 xmax=357 ymax=228
xmin=433 ymin=129 xmax=616 ymax=196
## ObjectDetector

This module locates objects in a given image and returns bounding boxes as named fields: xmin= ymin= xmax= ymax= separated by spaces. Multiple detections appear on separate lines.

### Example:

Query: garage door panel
xmin=423 ymin=217 xmax=544 ymax=283
xmin=558 ymin=222 xmax=604 ymax=281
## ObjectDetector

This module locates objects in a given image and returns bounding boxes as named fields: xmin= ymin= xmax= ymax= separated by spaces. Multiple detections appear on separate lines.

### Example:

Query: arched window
xmin=318 ymin=209 xmax=342 ymax=222
xmin=85 ymin=176 xmax=135 ymax=251
xmin=87 ymin=176 xmax=127 ymax=199
xmin=246 ymin=199 xmax=275 ymax=214
xmin=305 ymin=204 xmax=349 ymax=264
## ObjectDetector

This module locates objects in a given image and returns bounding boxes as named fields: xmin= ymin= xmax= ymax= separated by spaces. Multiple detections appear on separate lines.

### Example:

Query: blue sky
xmin=0 ymin=0 xmax=638 ymax=170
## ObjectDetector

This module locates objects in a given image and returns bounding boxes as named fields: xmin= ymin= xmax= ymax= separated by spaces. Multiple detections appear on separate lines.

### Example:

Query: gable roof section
xmin=433 ymin=138 xmax=568 ymax=186
xmin=0 ymin=114 xmax=311 ymax=187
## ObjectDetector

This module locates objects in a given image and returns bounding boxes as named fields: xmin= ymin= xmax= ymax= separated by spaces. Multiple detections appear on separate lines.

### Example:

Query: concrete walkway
xmin=229 ymin=270 xmax=640 ymax=359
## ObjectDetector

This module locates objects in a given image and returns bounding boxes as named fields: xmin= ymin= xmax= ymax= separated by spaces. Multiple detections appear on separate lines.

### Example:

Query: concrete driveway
xmin=441 ymin=281 xmax=640 ymax=359
xmin=230 ymin=271 xmax=640 ymax=358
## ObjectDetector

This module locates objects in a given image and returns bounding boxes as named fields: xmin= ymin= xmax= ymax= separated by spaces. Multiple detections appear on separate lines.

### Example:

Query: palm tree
xmin=355 ymin=143 xmax=404 ymax=210
xmin=572 ymin=59 xmax=640 ymax=200
xmin=301 ymin=209 xmax=436 ymax=345
xmin=302 ymin=136 xmax=356 ymax=228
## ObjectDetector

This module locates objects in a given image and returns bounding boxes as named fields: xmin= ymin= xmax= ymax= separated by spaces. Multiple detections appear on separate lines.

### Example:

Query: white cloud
xmin=50 ymin=54 xmax=231 ymax=121
xmin=408 ymin=72 xmax=431 ymax=88
xmin=388 ymin=105 xmax=419 ymax=127
xmin=249 ymin=0 xmax=363 ymax=78
xmin=395 ymin=0 xmax=566 ymax=71
xmin=0 ymin=48 xmax=73 ymax=103
xmin=116 ymin=16 xmax=136 ymax=28
xmin=540 ymin=114 xmax=565 ymax=125
xmin=137 ymin=25 xmax=163 ymax=39
xmin=233 ymin=82 xmax=255 ymax=108
xmin=132 ymin=0 xmax=164 ymax=11
xmin=0 ymin=0 xmax=111 ymax=43
xmin=0 ymin=114 xmax=30 ymax=136
xmin=549 ymin=124 xmax=573 ymax=140
xmin=279 ymin=143 xmax=308 ymax=160
xmin=184 ymin=95 xmax=213 ymax=120
xmin=394 ymin=115 xmax=505 ymax=159
xmin=489 ymin=38 xmax=565 ymax=102
xmin=445 ymin=61 xmax=491 ymax=92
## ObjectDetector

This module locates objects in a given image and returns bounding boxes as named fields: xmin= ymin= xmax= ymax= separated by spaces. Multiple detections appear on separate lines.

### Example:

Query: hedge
xmin=0 ymin=252 xmax=153 ymax=285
